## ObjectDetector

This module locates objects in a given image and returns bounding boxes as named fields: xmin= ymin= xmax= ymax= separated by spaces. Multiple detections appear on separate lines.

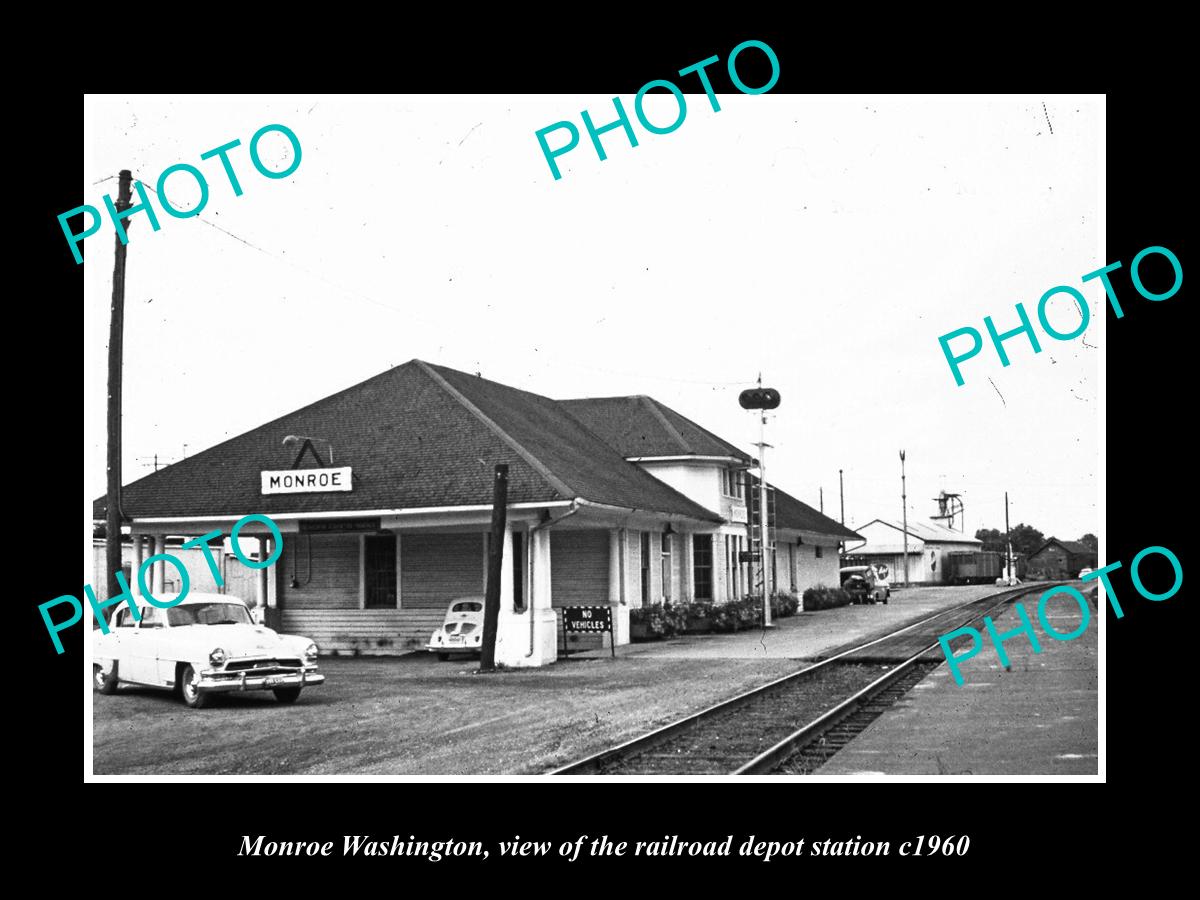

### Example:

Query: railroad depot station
xmin=93 ymin=360 xmax=861 ymax=667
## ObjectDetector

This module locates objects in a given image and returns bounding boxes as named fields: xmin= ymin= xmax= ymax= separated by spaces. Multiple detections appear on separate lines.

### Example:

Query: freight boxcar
xmin=945 ymin=551 xmax=1003 ymax=585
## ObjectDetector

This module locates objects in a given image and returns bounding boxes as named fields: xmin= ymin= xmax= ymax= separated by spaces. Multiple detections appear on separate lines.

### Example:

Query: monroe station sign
xmin=260 ymin=467 xmax=354 ymax=494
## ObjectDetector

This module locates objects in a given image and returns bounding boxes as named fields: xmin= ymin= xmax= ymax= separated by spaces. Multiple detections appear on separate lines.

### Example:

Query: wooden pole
xmin=900 ymin=450 xmax=909 ymax=585
xmin=106 ymin=171 xmax=132 ymax=601
xmin=839 ymin=469 xmax=845 ymax=525
xmin=838 ymin=468 xmax=845 ymax=557
xmin=1005 ymin=490 xmax=1013 ymax=585
xmin=479 ymin=464 xmax=508 ymax=672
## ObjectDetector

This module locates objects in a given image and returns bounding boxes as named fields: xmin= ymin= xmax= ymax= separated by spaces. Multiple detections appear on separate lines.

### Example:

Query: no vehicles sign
xmin=562 ymin=606 xmax=615 ymax=659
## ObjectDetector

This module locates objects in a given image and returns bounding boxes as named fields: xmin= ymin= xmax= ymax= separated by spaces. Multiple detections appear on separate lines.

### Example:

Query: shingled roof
xmin=93 ymin=361 xmax=720 ymax=523
xmin=771 ymin=485 xmax=863 ymax=541
xmin=559 ymin=396 xmax=752 ymax=462
xmin=1033 ymin=538 xmax=1094 ymax=557
xmin=740 ymin=474 xmax=861 ymax=541
xmin=852 ymin=519 xmax=983 ymax=546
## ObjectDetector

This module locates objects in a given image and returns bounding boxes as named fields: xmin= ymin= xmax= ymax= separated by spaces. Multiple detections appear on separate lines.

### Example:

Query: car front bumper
xmin=196 ymin=666 xmax=325 ymax=694
xmin=427 ymin=642 xmax=480 ymax=653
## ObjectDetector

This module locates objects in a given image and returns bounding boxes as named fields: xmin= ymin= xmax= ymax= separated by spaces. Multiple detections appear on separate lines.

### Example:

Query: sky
xmin=83 ymin=94 xmax=1101 ymax=544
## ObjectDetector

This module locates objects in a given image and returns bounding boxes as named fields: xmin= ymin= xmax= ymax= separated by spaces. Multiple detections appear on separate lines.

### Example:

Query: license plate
xmin=448 ymin=635 xmax=464 ymax=644
xmin=264 ymin=675 xmax=285 ymax=686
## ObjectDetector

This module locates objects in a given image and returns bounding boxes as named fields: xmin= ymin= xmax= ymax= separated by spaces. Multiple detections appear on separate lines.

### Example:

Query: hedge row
xmin=630 ymin=591 xmax=801 ymax=639
xmin=802 ymin=583 xmax=853 ymax=611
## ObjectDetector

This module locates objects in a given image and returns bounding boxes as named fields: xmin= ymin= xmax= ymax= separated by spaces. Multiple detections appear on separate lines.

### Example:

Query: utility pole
xmin=819 ymin=486 xmax=823 ymax=514
xmin=106 ymin=170 xmax=132 ymax=602
xmin=839 ymin=468 xmax=845 ymax=555
xmin=479 ymin=463 xmax=508 ymax=672
xmin=900 ymin=450 xmax=909 ymax=585
xmin=1005 ymin=490 xmax=1013 ymax=585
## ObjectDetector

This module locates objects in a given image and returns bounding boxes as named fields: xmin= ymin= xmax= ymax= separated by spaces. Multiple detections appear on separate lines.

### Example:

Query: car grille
xmin=225 ymin=658 xmax=304 ymax=672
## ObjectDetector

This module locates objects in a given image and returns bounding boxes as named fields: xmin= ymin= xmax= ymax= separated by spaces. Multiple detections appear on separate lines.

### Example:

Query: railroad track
xmin=548 ymin=584 xmax=1056 ymax=776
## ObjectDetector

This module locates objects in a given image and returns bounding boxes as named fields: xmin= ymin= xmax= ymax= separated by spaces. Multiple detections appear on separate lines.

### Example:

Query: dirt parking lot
xmin=93 ymin=653 xmax=804 ymax=775
xmin=91 ymin=585 xmax=1023 ymax=776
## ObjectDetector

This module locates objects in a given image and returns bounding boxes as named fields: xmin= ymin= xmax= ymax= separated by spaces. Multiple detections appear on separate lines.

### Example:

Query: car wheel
xmin=180 ymin=664 xmax=210 ymax=709
xmin=94 ymin=662 xmax=119 ymax=695
xmin=273 ymin=687 xmax=302 ymax=704
xmin=436 ymin=652 xmax=450 ymax=661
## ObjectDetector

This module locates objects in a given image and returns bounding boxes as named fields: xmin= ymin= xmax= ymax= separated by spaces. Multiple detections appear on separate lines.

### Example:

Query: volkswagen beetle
xmin=427 ymin=597 xmax=485 ymax=660
xmin=92 ymin=592 xmax=325 ymax=709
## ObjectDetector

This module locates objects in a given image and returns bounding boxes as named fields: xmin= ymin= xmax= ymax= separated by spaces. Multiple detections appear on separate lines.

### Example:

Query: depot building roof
xmin=772 ymin=486 xmax=862 ymax=541
xmin=93 ymin=360 xmax=722 ymax=523
xmin=559 ymin=395 xmax=752 ymax=462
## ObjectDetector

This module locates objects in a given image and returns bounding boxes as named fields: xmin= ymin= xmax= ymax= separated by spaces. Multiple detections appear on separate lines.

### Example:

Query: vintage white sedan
xmin=92 ymin=592 xmax=324 ymax=709
xmin=427 ymin=597 xmax=485 ymax=660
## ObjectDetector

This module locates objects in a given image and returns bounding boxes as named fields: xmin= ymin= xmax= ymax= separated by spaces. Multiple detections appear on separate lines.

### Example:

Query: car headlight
xmin=304 ymin=642 xmax=319 ymax=662
xmin=209 ymin=647 xmax=228 ymax=666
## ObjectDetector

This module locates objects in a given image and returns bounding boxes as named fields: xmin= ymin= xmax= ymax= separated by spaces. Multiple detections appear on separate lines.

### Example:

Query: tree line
xmin=974 ymin=526 xmax=1097 ymax=558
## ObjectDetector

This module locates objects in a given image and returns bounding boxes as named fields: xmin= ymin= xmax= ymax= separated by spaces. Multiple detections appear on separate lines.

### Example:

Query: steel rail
xmin=734 ymin=583 xmax=1052 ymax=774
xmin=548 ymin=583 xmax=1049 ymax=775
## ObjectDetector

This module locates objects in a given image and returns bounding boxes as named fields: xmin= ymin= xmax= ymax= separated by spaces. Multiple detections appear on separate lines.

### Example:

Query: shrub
xmin=710 ymin=602 xmax=742 ymax=632
xmin=802 ymin=583 xmax=852 ymax=611
xmin=682 ymin=601 xmax=714 ymax=633
xmin=736 ymin=596 xmax=763 ymax=627
xmin=662 ymin=603 xmax=690 ymax=637
xmin=631 ymin=603 xmax=668 ymax=637
xmin=631 ymin=603 xmax=691 ymax=638
xmin=771 ymin=590 xmax=800 ymax=618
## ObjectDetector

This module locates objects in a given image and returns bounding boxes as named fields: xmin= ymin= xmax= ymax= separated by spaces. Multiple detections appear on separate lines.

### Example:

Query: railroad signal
xmin=739 ymin=378 xmax=780 ymax=628
xmin=739 ymin=387 xmax=781 ymax=410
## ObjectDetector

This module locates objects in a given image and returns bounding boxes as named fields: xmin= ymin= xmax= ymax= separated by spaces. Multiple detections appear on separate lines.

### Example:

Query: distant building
xmin=1026 ymin=539 xmax=1098 ymax=580
xmin=844 ymin=519 xmax=983 ymax=585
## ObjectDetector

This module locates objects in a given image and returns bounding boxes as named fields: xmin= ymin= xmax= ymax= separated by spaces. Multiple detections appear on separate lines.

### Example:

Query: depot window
xmin=640 ymin=532 xmax=651 ymax=604
xmin=661 ymin=533 xmax=672 ymax=603
xmin=363 ymin=534 xmax=398 ymax=609
xmin=721 ymin=469 xmax=745 ymax=499
xmin=693 ymin=535 xmax=713 ymax=601
xmin=726 ymin=534 xmax=742 ymax=600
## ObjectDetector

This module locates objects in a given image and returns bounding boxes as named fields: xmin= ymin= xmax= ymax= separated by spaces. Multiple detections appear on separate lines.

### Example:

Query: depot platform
xmin=818 ymin=587 xmax=1099 ymax=776
xmin=573 ymin=584 xmax=1011 ymax=660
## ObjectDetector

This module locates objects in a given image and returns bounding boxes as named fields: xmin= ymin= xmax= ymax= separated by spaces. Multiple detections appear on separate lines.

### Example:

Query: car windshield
xmin=452 ymin=602 xmax=483 ymax=613
xmin=167 ymin=603 xmax=253 ymax=627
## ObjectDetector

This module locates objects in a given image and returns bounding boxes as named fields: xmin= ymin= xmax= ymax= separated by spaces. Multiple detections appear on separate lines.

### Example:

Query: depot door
xmin=551 ymin=530 xmax=609 ymax=606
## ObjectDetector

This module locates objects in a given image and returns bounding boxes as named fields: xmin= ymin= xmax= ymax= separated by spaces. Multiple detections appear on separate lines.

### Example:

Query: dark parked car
xmin=839 ymin=566 xmax=889 ymax=604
